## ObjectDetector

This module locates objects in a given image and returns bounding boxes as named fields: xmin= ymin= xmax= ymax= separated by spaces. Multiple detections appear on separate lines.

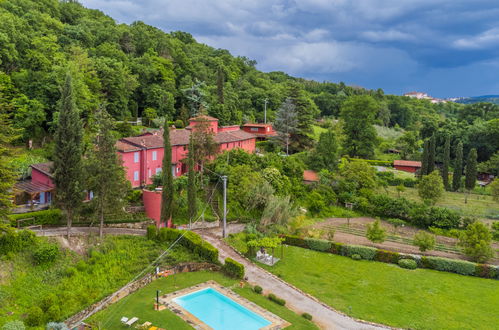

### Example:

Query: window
xmin=133 ymin=171 xmax=139 ymax=181
xmin=251 ymin=127 xmax=259 ymax=132
xmin=267 ymin=127 xmax=270 ymax=132
xmin=156 ymin=168 xmax=161 ymax=174
xmin=134 ymin=152 xmax=139 ymax=163
xmin=152 ymin=151 xmax=157 ymax=161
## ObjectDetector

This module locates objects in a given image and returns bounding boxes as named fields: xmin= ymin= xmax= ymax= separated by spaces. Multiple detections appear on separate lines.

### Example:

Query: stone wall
xmin=66 ymin=262 xmax=220 ymax=328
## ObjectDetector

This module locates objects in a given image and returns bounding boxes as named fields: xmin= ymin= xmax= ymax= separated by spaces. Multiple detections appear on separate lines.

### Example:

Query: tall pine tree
xmin=187 ymin=134 xmax=197 ymax=222
xmin=274 ymin=98 xmax=298 ymax=155
xmin=465 ymin=148 xmax=478 ymax=192
xmin=86 ymin=107 xmax=128 ymax=238
xmin=428 ymin=134 xmax=436 ymax=173
xmin=160 ymin=122 xmax=174 ymax=227
xmin=442 ymin=134 xmax=450 ymax=190
xmin=53 ymin=73 xmax=84 ymax=238
xmin=452 ymin=141 xmax=463 ymax=191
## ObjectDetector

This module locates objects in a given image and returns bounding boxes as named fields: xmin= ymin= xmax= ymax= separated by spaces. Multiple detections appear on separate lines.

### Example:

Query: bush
xmin=146 ymin=225 xmax=157 ymax=240
xmin=474 ymin=264 xmax=497 ymax=279
xmin=403 ymin=178 xmax=417 ymax=187
xmin=329 ymin=242 xmax=343 ymax=255
xmin=223 ymin=258 xmax=245 ymax=279
xmin=46 ymin=323 xmax=69 ymax=330
xmin=33 ymin=243 xmax=59 ymax=265
xmin=46 ymin=304 xmax=61 ymax=322
xmin=398 ymin=259 xmax=417 ymax=270
xmin=351 ymin=254 xmax=361 ymax=260
xmin=0 ymin=228 xmax=36 ymax=255
xmin=413 ymin=231 xmax=436 ymax=252
xmin=342 ymin=245 xmax=377 ymax=260
xmin=375 ymin=250 xmax=400 ymax=264
xmin=253 ymin=285 xmax=263 ymax=294
xmin=305 ymin=238 xmax=331 ymax=251
xmin=366 ymin=219 xmax=386 ymax=243
xmin=459 ymin=222 xmax=494 ymax=263
xmin=158 ymin=227 xmax=179 ymax=242
xmin=8 ymin=209 xmax=63 ymax=227
xmin=268 ymin=293 xmax=286 ymax=306
xmin=421 ymin=256 xmax=476 ymax=276
xmin=1 ymin=320 xmax=25 ymax=330
xmin=25 ymin=306 xmax=44 ymax=326
xmin=302 ymin=313 xmax=313 ymax=321
xmin=283 ymin=235 xmax=307 ymax=248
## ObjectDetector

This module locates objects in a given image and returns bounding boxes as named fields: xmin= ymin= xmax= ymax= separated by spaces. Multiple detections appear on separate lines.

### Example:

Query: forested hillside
xmin=0 ymin=0 xmax=498 ymax=164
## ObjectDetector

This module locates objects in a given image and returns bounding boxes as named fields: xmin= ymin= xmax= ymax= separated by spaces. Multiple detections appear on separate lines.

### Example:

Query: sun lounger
xmin=120 ymin=317 xmax=129 ymax=324
xmin=126 ymin=317 xmax=139 ymax=326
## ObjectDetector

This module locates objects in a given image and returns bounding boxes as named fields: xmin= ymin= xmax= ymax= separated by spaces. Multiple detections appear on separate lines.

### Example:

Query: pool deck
xmin=159 ymin=280 xmax=290 ymax=330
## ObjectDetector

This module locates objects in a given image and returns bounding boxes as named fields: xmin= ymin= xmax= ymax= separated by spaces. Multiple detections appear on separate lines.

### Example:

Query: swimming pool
xmin=172 ymin=287 xmax=272 ymax=330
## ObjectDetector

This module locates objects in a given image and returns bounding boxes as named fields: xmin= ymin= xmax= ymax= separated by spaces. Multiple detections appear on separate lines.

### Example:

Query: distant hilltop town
xmin=403 ymin=91 xmax=448 ymax=104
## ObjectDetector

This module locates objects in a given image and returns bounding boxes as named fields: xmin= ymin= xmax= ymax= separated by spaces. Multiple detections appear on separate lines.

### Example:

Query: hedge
xmin=223 ymin=258 xmax=245 ymax=279
xmin=305 ymin=238 xmax=331 ymax=251
xmin=268 ymin=293 xmax=286 ymax=306
xmin=9 ymin=209 xmax=63 ymax=227
xmin=153 ymin=227 xmax=219 ymax=264
xmin=341 ymin=245 xmax=377 ymax=260
xmin=146 ymin=225 xmax=157 ymax=240
xmin=282 ymin=235 xmax=497 ymax=279
xmin=420 ymin=256 xmax=476 ymax=276
xmin=253 ymin=285 xmax=263 ymax=294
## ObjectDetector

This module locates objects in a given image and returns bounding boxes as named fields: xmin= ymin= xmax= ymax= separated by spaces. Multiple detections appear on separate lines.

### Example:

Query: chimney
xmin=141 ymin=139 xmax=146 ymax=147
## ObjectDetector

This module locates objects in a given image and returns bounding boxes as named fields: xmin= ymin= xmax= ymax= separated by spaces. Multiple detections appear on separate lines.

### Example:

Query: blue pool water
xmin=173 ymin=287 xmax=272 ymax=330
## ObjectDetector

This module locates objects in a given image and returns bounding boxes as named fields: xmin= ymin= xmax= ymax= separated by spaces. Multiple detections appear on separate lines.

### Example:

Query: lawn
xmin=384 ymin=186 xmax=499 ymax=220
xmin=260 ymin=245 xmax=499 ymax=329
xmin=88 ymin=271 xmax=318 ymax=330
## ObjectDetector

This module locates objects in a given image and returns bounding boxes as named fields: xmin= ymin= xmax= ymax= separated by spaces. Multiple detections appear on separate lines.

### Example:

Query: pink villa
xmin=116 ymin=115 xmax=259 ymax=224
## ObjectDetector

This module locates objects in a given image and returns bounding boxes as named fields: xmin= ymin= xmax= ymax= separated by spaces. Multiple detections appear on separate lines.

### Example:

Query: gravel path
xmin=32 ymin=227 xmax=146 ymax=236
xmin=197 ymin=228 xmax=390 ymax=330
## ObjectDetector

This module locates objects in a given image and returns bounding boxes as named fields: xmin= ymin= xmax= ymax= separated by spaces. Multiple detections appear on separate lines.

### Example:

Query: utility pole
xmin=222 ymin=175 xmax=227 ymax=238
xmin=263 ymin=98 xmax=268 ymax=124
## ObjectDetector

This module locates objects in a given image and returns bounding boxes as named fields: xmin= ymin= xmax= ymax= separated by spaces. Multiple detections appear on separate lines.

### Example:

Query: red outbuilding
xmin=393 ymin=160 xmax=422 ymax=173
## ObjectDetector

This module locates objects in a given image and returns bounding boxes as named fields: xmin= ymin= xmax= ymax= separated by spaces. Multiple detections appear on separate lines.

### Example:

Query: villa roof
xmin=189 ymin=115 xmax=219 ymax=122
xmin=394 ymin=160 xmax=422 ymax=167
xmin=215 ymin=130 xmax=256 ymax=143
xmin=243 ymin=123 xmax=272 ymax=128
xmin=31 ymin=162 xmax=54 ymax=178
xmin=303 ymin=170 xmax=319 ymax=182
xmin=14 ymin=181 xmax=53 ymax=194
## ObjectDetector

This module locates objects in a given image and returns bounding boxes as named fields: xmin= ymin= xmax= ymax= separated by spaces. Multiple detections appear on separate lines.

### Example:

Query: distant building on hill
xmin=404 ymin=91 xmax=447 ymax=104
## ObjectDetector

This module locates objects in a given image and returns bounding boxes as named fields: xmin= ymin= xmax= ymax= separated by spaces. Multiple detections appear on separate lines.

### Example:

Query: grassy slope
xmin=384 ymin=186 xmax=499 ymax=220
xmin=88 ymin=271 xmax=318 ymax=330
xmin=260 ymin=245 xmax=498 ymax=330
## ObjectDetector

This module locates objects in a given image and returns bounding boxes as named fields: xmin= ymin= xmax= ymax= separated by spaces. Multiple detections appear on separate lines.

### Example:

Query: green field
xmin=260 ymin=245 xmax=498 ymax=329
xmin=88 ymin=271 xmax=318 ymax=329
xmin=384 ymin=186 xmax=499 ymax=220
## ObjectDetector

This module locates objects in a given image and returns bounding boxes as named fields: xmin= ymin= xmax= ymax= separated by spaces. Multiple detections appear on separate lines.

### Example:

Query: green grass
xmin=260 ymin=245 xmax=498 ymax=329
xmin=0 ymin=235 xmax=202 ymax=327
xmin=384 ymin=186 xmax=499 ymax=219
xmin=88 ymin=271 xmax=318 ymax=330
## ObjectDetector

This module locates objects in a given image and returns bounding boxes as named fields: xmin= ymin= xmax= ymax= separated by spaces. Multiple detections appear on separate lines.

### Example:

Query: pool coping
xmin=159 ymin=280 xmax=290 ymax=329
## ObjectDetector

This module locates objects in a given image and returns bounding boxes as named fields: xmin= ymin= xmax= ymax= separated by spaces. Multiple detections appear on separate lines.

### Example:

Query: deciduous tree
xmin=366 ymin=218 xmax=386 ymax=243
xmin=413 ymin=231 xmax=436 ymax=252
xmin=418 ymin=170 xmax=444 ymax=205
xmin=459 ymin=222 xmax=494 ymax=263
xmin=308 ymin=128 xmax=339 ymax=171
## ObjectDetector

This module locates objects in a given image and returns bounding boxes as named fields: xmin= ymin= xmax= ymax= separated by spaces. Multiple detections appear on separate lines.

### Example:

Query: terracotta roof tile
xmin=188 ymin=115 xmax=219 ymax=122
xmin=214 ymin=130 xmax=255 ymax=143
xmin=393 ymin=160 xmax=422 ymax=167
xmin=303 ymin=170 xmax=319 ymax=182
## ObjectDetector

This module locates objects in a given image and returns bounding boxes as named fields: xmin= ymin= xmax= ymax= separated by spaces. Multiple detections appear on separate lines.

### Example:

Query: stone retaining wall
xmin=66 ymin=262 xmax=220 ymax=328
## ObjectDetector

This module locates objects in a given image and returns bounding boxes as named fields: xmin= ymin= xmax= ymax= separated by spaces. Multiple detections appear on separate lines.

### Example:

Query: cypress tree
xmin=428 ymin=134 xmax=436 ymax=173
xmin=53 ymin=73 xmax=84 ymax=238
xmin=160 ymin=122 xmax=174 ymax=227
xmin=452 ymin=141 xmax=463 ymax=191
xmin=442 ymin=134 xmax=450 ymax=190
xmin=420 ymin=139 xmax=430 ymax=177
xmin=86 ymin=107 xmax=128 ymax=238
xmin=187 ymin=134 xmax=197 ymax=222
xmin=465 ymin=148 xmax=478 ymax=192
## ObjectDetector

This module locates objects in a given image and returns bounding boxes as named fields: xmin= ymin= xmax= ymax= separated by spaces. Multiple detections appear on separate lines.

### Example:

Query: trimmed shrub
xmin=283 ymin=235 xmax=307 ymax=248
xmin=158 ymin=227 xmax=179 ymax=242
xmin=1 ymin=321 xmax=25 ymax=330
xmin=398 ymin=259 xmax=417 ymax=270
xmin=33 ymin=243 xmax=59 ymax=265
xmin=253 ymin=285 xmax=263 ymax=294
xmin=351 ymin=254 xmax=361 ymax=260
xmin=223 ymin=258 xmax=245 ymax=279
xmin=25 ymin=306 xmax=44 ymax=326
xmin=146 ymin=225 xmax=157 ymax=240
xmin=375 ymin=250 xmax=400 ymax=264
xmin=342 ymin=245 xmax=377 ymax=260
xmin=305 ymin=238 xmax=331 ymax=251
xmin=181 ymin=231 xmax=219 ymax=263
xmin=475 ymin=264 xmax=497 ymax=279
xmin=8 ymin=209 xmax=63 ymax=227
xmin=268 ymin=293 xmax=286 ymax=306
xmin=302 ymin=313 xmax=313 ymax=321
xmin=421 ymin=256 xmax=476 ymax=276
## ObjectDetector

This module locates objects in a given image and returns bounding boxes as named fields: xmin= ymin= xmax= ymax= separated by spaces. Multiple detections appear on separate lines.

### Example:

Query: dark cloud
xmin=82 ymin=0 xmax=499 ymax=97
